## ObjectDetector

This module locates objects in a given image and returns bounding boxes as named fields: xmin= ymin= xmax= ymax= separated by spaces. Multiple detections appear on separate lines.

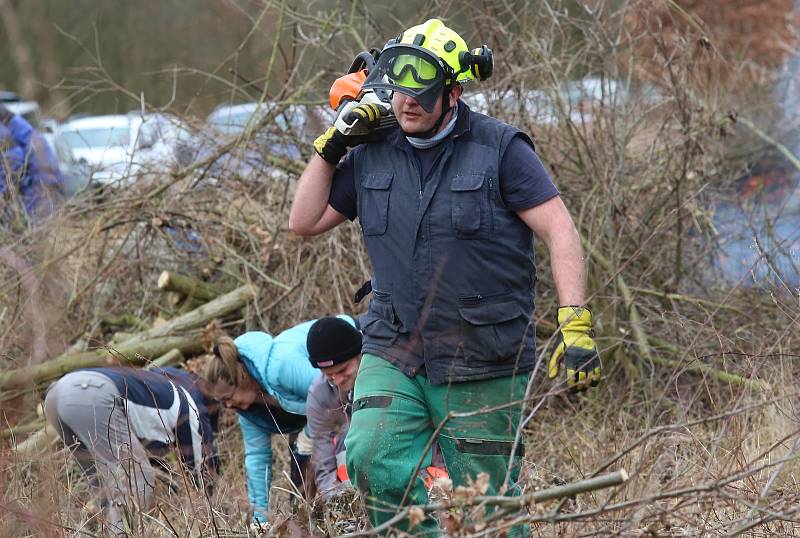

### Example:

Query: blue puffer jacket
xmin=233 ymin=315 xmax=356 ymax=521
xmin=4 ymin=114 xmax=63 ymax=217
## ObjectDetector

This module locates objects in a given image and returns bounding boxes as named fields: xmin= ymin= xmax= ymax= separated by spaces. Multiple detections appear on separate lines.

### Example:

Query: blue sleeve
xmin=499 ymin=135 xmax=560 ymax=211
xmin=7 ymin=115 xmax=34 ymax=151
xmin=328 ymin=151 xmax=357 ymax=221
xmin=238 ymin=414 xmax=273 ymax=522
xmin=7 ymin=115 xmax=64 ymax=216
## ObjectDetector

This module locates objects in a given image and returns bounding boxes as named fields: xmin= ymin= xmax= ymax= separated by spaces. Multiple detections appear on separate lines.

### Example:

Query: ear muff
xmin=470 ymin=45 xmax=493 ymax=81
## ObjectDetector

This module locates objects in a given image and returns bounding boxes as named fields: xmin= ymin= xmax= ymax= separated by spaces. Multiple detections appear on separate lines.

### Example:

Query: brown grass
xmin=2 ymin=0 xmax=800 ymax=535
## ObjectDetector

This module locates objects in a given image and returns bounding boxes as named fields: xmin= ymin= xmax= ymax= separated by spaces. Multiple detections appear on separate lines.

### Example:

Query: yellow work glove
xmin=548 ymin=306 xmax=601 ymax=391
xmin=313 ymin=103 xmax=389 ymax=164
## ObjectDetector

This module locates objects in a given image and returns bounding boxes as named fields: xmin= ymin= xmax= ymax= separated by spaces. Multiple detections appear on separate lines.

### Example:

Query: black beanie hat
xmin=307 ymin=316 xmax=363 ymax=368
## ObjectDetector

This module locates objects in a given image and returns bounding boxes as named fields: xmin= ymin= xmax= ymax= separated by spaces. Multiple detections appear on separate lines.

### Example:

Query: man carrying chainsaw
xmin=289 ymin=18 xmax=601 ymax=536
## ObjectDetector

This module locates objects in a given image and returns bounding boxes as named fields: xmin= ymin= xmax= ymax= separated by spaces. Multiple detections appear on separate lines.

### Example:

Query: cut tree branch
xmin=343 ymin=470 xmax=629 ymax=537
xmin=0 ymin=334 xmax=204 ymax=396
xmin=157 ymin=271 xmax=232 ymax=303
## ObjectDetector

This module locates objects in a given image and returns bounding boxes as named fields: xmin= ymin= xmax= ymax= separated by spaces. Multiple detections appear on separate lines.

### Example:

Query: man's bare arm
xmin=516 ymin=196 xmax=586 ymax=306
xmin=288 ymin=154 xmax=348 ymax=236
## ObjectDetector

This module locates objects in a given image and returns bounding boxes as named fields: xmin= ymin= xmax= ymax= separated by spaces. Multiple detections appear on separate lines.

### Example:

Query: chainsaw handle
xmin=347 ymin=49 xmax=380 ymax=74
xmin=333 ymin=101 xmax=361 ymax=134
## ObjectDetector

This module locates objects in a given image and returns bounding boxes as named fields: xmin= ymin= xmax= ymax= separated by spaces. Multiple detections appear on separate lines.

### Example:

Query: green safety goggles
xmin=362 ymin=44 xmax=451 ymax=113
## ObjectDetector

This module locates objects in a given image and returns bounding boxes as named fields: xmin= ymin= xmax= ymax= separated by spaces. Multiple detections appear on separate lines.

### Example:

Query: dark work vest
xmin=353 ymin=104 xmax=538 ymax=384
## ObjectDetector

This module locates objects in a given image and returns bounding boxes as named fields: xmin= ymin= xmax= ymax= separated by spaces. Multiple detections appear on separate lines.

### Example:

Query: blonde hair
xmin=204 ymin=335 xmax=251 ymax=387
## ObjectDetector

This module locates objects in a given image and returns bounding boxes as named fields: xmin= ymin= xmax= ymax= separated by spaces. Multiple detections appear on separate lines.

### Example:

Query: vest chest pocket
xmin=451 ymin=173 xmax=489 ymax=238
xmin=359 ymin=172 xmax=393 ymax=236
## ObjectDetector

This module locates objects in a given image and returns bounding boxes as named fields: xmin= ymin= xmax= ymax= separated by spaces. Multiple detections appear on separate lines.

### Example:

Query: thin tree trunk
xmin=31 ymin=0 xmax=70 ymax=118
xmin=0 ymin=0 xmax=37 ymax=99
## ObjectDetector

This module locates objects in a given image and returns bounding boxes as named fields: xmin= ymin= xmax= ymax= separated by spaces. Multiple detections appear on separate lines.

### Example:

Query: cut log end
xmin=157 ymin=270 xmax=170 ymax=290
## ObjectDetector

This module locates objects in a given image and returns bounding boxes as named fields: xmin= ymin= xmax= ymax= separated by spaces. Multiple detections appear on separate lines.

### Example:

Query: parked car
xmin=195 ymin=101 xmax=331 ymax=180
xmin=205 ymin=102 xmax=265 ymax=135
xmin=51 ymin=135 xmax=92 ymax=197
xmin=55 ymin=114 xmax=135 ymax=185
xmin=131 ymin=112 xmax=194 ymax=168
xmin=464 ymin=77 xmax=658 ymax=126
xmin=55 ymin=112 xmax=192 ymax=186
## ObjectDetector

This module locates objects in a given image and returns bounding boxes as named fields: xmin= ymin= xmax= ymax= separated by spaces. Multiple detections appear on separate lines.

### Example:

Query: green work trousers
xmin=345 ymin=353 xmax=529 ymax=537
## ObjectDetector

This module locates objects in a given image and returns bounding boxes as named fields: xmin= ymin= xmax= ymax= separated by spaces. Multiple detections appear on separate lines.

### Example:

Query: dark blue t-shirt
xmin=328 ymin=132 xmax=559 ymax=220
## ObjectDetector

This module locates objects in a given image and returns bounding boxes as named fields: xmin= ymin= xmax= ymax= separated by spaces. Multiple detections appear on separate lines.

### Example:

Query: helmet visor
xmin=362 ymin=45 xmax=446 ymax=113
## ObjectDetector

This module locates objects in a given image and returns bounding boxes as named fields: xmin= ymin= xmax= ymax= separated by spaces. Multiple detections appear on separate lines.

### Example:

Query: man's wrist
xmin=557 ymin=305 xmax=592 ymax=323
xmin=313 ymin=152 xmax=339 ymax=168
xmin=314 ymin=126 xmax=347 ymax=164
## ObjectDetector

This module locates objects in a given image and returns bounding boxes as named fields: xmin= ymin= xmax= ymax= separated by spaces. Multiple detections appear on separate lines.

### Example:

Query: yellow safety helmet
xmin=362 ymin=19 xmax=493 ymax=113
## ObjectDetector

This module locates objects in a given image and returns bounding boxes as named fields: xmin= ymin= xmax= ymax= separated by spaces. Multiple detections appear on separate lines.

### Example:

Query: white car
xmin=205 ymin=102 xmax=267 ymax=135
xmin=463 ymin=77 xmax=657 ymax=126
xmin=205 ymin=101 xmax=329 ymax=157
xmin=131 ymin=113 xmax=194 ymax=169
xmin=55 ymin=115 xmax=135 ymax=185
xmin=55 ymin=113 xmax=191 ymax=186
xmin=197 ymin=102 xmax=332 ymax=180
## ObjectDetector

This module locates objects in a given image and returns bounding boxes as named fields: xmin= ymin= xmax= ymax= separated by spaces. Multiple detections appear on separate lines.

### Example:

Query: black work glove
xmin=313 ymin=103 xmax=389 ymax=164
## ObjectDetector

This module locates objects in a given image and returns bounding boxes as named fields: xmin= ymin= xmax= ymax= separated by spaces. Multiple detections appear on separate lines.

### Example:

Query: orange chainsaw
xmin=329 ymin=50 xmax=397 ymax=136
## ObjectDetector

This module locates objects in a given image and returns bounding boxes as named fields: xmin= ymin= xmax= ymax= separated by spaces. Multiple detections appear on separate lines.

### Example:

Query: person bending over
xmin=44 ymin=366 xmax=218 ymax=535
xmin=203 ymin=316 xmax=356 ymax=525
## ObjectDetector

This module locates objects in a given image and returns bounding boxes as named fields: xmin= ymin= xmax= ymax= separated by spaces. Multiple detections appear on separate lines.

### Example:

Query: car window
xmin=58 ymin=127 xmax=130 ymax=149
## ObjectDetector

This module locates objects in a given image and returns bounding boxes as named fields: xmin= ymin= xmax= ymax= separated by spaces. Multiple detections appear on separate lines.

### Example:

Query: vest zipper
xmin=458 ymin=289 xmax=512 ymax=305
xmin=459 ymin=294 xmax=484 ymax=305
xmin=487 ymin=176 xmax=495 ymax=233
xmin=411 ymin=155 xmax=422 ymax=198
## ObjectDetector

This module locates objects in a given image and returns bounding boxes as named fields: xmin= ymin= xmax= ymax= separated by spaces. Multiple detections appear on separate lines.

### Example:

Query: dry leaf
xmin=475 ymin=472 xmax=490 ymax=495
xmin=408 ymin=506 xmax=425 ymax=529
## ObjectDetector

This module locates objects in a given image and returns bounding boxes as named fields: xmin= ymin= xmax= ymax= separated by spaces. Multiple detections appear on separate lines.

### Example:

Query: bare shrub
xmin=2 ymin=0 xmax=800 ymax=536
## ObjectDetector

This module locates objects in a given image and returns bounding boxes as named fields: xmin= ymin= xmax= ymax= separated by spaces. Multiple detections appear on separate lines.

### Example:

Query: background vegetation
xmin=2 ymin=0 xmax=800 ymax=536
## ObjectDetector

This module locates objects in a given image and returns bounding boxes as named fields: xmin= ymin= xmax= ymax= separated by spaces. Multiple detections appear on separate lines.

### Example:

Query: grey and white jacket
xmin=306 ymin=375 xmax=351 ymax=496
